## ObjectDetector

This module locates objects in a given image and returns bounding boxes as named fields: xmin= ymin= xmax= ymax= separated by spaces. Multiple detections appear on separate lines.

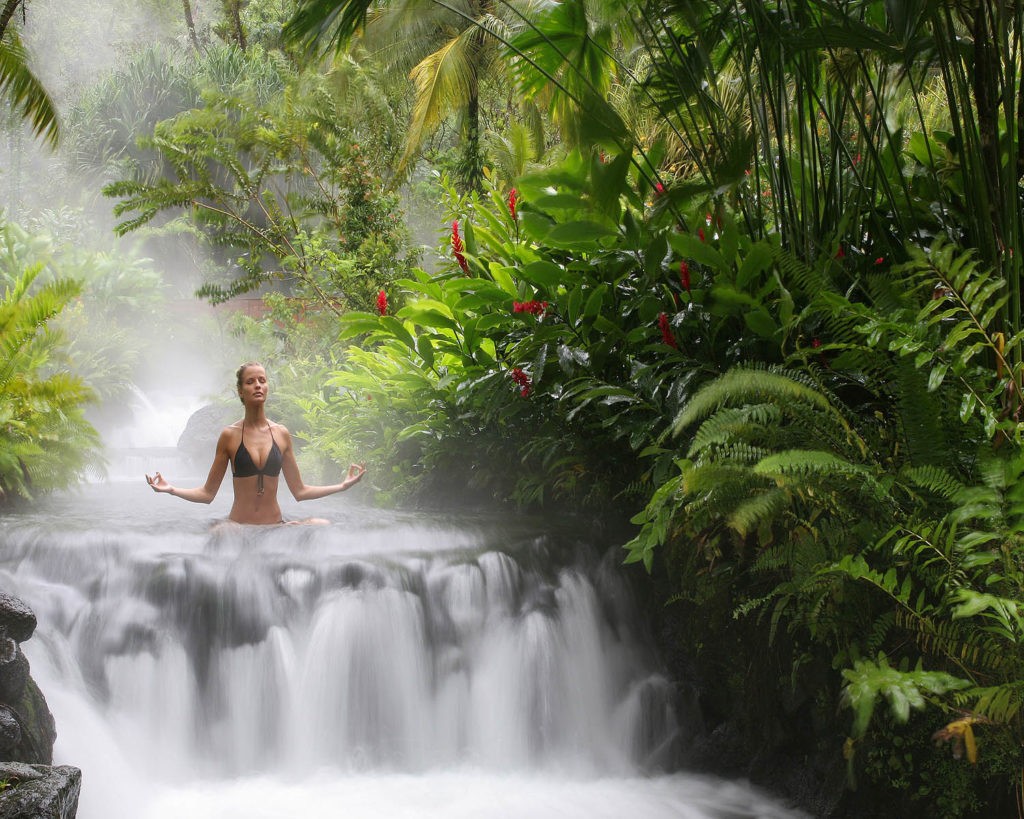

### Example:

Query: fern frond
xmin=726 ymin=487 xmax=791 ymax=536
xmin=675 ymin=366 xmax=851 ymax=441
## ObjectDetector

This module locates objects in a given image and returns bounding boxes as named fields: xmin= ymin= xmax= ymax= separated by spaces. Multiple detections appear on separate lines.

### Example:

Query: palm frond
xmin=0 ymin=31 xmax=58 ymax=146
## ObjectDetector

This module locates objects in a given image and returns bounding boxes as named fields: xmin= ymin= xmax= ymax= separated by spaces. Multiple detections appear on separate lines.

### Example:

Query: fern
xmin=842 ymin=654 xmax=971 ymax=739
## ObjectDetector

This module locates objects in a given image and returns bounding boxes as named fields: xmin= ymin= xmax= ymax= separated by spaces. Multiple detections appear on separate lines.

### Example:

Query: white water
xmin=0 ymin=477 xmax=807 ymax=819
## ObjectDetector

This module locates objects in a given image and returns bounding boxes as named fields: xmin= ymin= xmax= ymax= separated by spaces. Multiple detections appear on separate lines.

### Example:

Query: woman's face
xmin=237 ymin=365 xmax=268 ymax=406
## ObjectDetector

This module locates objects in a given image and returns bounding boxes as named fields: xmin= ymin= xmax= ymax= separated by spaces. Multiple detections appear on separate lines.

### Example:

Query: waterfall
xmin=0 ymin=483 xmax=807 ymax=819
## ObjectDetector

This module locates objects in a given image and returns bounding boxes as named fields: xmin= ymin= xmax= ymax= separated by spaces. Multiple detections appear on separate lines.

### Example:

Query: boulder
xmin=0 ymin=650 xmax=29 ymax=705
xmin=3 ymin=677 xmax=55 ymax=766
xmin=176 ymin=402 xmax=235 ymax=462
xmin=0 ymin=708 xmax=19 ymax=754
xmin=0 ymin=596 xmax=35 ymax=645
xmin=0 ymin=762 xmax=81 ymax=819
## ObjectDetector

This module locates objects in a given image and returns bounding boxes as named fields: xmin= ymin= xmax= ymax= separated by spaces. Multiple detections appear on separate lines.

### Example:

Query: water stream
xmin=0 ymin=434 xmax=808 ymax=818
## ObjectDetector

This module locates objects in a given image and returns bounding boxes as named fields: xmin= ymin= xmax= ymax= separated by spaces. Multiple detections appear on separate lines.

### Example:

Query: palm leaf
xmin=0 ymin=31 xmax=57 ymax=146
xmin=399 ymin=29 xmax=479 ymax=175
xmin=283 ymin=0 xmax=373 ymax=55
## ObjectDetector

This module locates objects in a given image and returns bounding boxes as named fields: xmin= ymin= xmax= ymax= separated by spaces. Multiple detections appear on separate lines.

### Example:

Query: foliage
xmin=103 ymin=46 xmax=414 ymax=310
xmin=0 ymin=212 xmax=165 ymax=412
xmin=285 ymin=0 xmax=559 ymax=192
xmin=0 ymin=26 xmax=57 ymax=145
xmin=282 ymin=0 xmax=1024 ymax=812
xmin=0 ymin=261 xmax=100 ymax=502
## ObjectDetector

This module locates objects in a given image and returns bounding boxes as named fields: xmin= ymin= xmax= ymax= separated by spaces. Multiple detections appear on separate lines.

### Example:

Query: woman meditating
xmin=146 ymin=362 xmax=365 ymax=524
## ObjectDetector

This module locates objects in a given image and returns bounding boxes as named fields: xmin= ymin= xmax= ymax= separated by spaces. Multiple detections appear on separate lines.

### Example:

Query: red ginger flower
xmin=376 ymin=290 xmax=387 ymax=315
xmin=679 ymin=260 xmax=691 ymax=295
xmin=451 ymin=220 xmax=470 ymax=275
xmin=510 ymin=367 xmax=532 ymax=397
xmin=508 ymin=188 xmax=519 ymax=220
xmin=658 ymin=312 xmax=678 ymax=348
xmin=513 ymin=300 xmax=548 ymax=316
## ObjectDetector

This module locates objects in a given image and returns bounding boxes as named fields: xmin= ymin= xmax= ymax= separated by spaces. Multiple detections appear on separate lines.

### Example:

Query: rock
xmin=0 ymin=596 xmax=36 ymax=645
xmin=3 ymin=678 xmax=55 ymax=765
xmin=0 ymin=649 xmax=29 ymax=705
xmin=0 ymin=708 xmax=20 ymax=753
xmin=176 ymin=403 xmax=235 ymax=462
xmin=0 ymin=762 xmax=81 ymax=819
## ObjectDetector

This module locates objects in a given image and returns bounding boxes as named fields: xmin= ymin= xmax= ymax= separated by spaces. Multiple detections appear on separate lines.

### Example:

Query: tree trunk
xmin=460 ymin=80 xmax=482 ymax=192
xmin=222 ymin=0 xmax=247 ymax=50
xmin=971 ymin=1 xmax=1002 ymax=242
xmin=182 ymin=0 xmax=200 ymax=50
xmin=0 ymin=0 xmax=23 ymax=41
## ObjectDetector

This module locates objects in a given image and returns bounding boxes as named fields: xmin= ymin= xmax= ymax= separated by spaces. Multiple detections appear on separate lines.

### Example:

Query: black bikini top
xmin=233 ymin=423 xmax=283 ymax=479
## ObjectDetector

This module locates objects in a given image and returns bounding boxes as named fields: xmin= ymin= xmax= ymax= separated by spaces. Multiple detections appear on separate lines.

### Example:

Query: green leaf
xmin=416 ymin=334 xmax=435 ymax=369
xmin=744 ymin=310 xmax=779 ymax=339
xmin=519 ymin=260 xmax=565 ymax=289
xmin=738 ymin=242 xmax=774 ymax=289
xmin=544 ymin=221 xmax=617 ymax=248
xmin=338 ymin=312 xmax=383 ymax=340
xmin=583 ymin=284 xmax=607 ymax=319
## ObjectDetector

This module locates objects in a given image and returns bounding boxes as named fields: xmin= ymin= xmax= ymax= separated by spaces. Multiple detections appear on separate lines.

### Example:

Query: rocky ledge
xmin=0 ymin=593 xmax=80 ymax=819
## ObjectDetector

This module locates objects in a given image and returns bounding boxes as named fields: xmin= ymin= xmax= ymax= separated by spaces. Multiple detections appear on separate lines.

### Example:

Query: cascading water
xmin=0 ymin=406 xmax=808 ymax=819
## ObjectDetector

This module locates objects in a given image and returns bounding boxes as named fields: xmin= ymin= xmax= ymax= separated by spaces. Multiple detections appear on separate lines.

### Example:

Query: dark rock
xmin=0 ymin=708 xmax=20 ymax=753
xmin=0 ymin=762 xmax=81 ymax=819
xmin=0 ymin=596 xmax=36 ymax=644
xmin=4 ymin=678 xmax=55 ymax=765
xmin=0 ymin=649 xmax=29 ymax=704
xmin=176 ymin=402 xmax=235 ymax=461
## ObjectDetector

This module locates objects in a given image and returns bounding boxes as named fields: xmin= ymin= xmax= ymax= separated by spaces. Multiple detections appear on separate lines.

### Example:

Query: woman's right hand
xmin=146 ymin=472 xmax=173 ymax=493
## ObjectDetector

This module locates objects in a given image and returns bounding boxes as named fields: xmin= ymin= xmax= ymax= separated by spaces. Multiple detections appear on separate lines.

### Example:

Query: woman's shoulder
xmin=270 ymin=421 xmax=292 ymax=438
xmin=217 ymin=422 xmax=244 ymax=440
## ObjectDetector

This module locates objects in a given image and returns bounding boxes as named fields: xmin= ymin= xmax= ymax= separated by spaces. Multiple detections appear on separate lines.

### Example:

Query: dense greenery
xmin=7 ymin=0 xmax=1024 ymax=813
xmin=0 ymin=257 xmax=100 ymax=500
xmin=281 ymin=0 xmax=1024 ymax=815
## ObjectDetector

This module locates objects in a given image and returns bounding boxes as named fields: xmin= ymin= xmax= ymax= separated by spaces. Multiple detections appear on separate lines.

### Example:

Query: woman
xmin=146 ymin=362 xmax=365 ymax=524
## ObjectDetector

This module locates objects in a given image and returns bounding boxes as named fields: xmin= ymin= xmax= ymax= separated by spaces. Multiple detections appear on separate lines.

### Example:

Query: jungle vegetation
xmin=5 ymin=0 xmax=1024 ymax=814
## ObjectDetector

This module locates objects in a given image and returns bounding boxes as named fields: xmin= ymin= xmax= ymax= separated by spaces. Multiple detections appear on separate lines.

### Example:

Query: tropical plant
xmin=0 ymin=211 xmax=167 ymax=416
xmin=0 ymin=15 xmax=57 ymax=145
xmin=283 ymin=0 xmax=572 ymax=191
xmin=103 ymin=47 xmax=413 ymax=310
xmin=0 ymin=262 xmax=100 ymax=502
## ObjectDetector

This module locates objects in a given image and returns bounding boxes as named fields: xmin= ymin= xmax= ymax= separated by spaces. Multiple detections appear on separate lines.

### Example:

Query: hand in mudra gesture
xmin=343 ymin=463 xmax=366 ymax=489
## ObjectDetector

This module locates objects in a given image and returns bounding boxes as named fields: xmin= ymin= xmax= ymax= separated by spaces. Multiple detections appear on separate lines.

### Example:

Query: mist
xmin=5 ymin=0 xmax=254 ymax=453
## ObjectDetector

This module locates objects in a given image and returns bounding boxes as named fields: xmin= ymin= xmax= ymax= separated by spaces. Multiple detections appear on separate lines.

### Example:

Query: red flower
xmin=874 ymin=256 xmax=885 ymax=265
xmin=698 ymin=228 xmax=705 ymax=242
xmin=654 ymin=182 xmax=666 ymax=197
xmin=512 ymin=300 xmax=547 ymax=316
xmin=853 ymin=153 xmax=861 ymax=166
xmin=451 ymin=220 xmax=470 ymax=275
xmin=812 ymin=337 xmax=821 ymax=348
xmin=658 ymin=312 xmax=678 ymax=349
xmin=376 ymin=290 xmax=387 ymax=315
xmin=835 ymin=245 xmax=846 ymax=259
xmin=510 ymin=367 xmax=532 ymax=397
xmin=679 ymin=260 xmax=691 ymax=295
xmin=507 ymin=188 xmax=518 ymax=221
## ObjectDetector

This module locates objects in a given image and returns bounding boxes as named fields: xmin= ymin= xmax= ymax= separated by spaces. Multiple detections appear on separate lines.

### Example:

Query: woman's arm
xmin=146 ymin=428 xmax=232 ymax=503
xmin=279 ymin=426 xmax=365 ymax=502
